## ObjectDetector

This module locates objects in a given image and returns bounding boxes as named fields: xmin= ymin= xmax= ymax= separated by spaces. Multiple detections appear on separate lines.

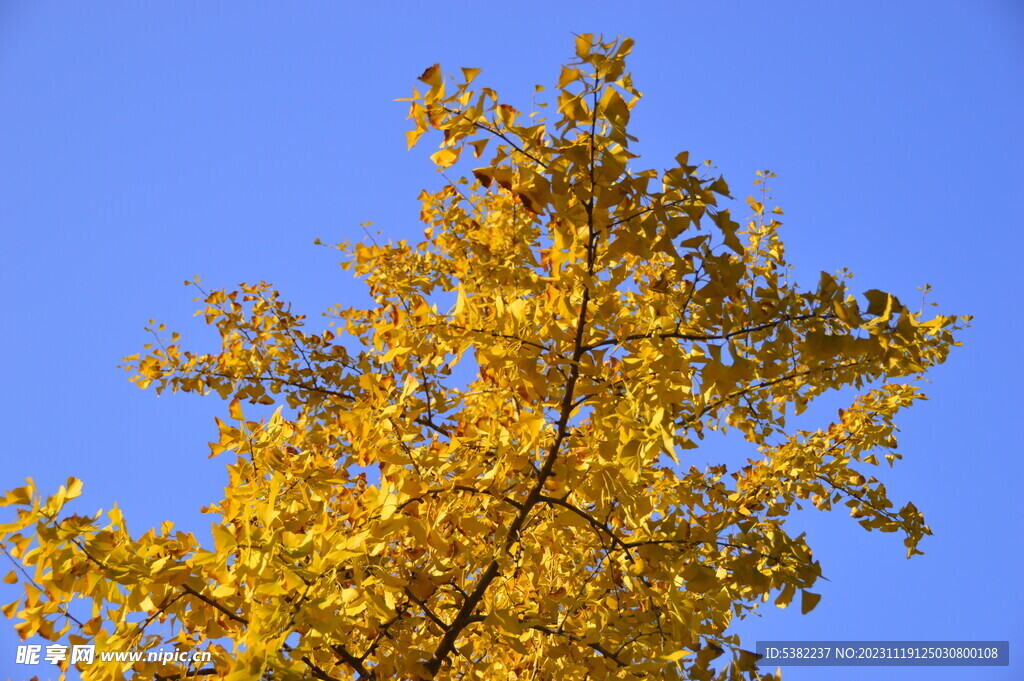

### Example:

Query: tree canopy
xmin=1 ymin=35 xmax=968 ymax=681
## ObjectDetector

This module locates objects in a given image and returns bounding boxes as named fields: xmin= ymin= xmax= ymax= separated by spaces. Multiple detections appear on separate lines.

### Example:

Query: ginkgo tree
xmin=1 ymin=36 xmax=968 ymax=681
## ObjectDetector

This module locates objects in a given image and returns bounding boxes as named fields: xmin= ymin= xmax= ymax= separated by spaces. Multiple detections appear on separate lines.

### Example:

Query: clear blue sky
xmin=2 ymin=2 xmax=1021 ymax=679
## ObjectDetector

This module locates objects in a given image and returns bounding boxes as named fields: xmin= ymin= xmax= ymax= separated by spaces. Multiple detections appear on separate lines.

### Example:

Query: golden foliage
xmin=1 ymin=36 xmax=968 ymax=680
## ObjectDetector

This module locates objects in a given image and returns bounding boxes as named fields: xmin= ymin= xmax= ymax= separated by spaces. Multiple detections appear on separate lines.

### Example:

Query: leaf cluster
xmin=1 ymin=35 xmax=968 ymax=681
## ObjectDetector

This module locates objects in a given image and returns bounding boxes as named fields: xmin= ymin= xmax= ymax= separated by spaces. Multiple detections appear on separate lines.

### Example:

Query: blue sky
xmin=1 ymin=2 xmax=1022 ymax=679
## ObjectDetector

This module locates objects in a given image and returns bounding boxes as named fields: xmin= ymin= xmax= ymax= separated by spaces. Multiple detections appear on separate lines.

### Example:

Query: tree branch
xmin=420 ymin=68 xmax=604 ymax=679
xmin=535 ymin=494 xmax=634 ymax=560
xmin=328 ymin=643 xmax=376 ymax=680
xmin=582 ymin=313 xmax=835 ymax=352
xmin=529 ymin=624 xmax=629 ymax=667
xmin=302 ymin=656 xmax=346 ymax=681
xmin=681 ymin=359 xmax=864 ymax=428
xmin=180 ymin=584 xmax=249 ymax=625
xmin=441 ymin=106 xmax=549 ymax=170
